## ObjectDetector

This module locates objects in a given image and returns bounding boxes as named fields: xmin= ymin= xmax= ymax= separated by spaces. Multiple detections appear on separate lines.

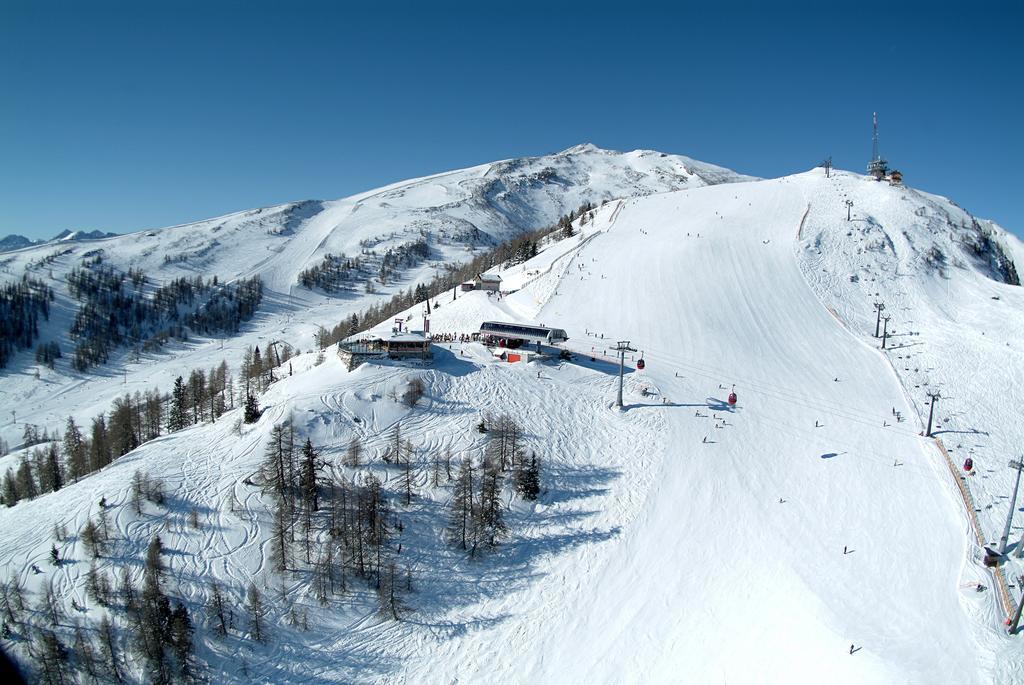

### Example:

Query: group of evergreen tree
xmin=2 ymin=510 xmax=195 ymax=683
xmin=185 ymin=275 xmax=263 ymax=336
xmin=33 ymin=340 xmax=61 ymax=369
xmin=1 ymin=337 xmax=305 ymax=508
xmin=65 ymin=262 xmax=263 ymax=371
xmin=0 ymin=275 xmax=54 ymax=368
xmin=297 ymin=253 xmax=366 ymax=293
xmin=241 ymin=342 xmax=293 ymax=397
xmin=448 ymin=414 xmax=541 ymax=555
xmin=377 ymin=237 xmax=430 ymax=286
xmin=256 ymin=422 xmax=410 ymax=619
xmin=1 ymin=356 xmax=247 ymax=508
xmin=127 ymin=536 xmax=194 ymax=683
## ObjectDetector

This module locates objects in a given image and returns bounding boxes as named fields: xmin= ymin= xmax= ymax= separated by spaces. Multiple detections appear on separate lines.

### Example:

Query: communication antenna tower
xmin=867 ymin=112 xmax=889 ymax=179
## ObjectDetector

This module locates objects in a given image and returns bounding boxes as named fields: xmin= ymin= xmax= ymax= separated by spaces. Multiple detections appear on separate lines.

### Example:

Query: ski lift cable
xmin=589 ymin=338 xmax=904 ymax=434
xmin=634 ymin=344 xmax=900 ymax=424
xmin=626 ymin=339 xmax=908 ymax=418
xmin=603 ymin=341 xmax=933 ymax=440
xmin=574 ymin=333 xmax=937 ymax=438
xmin=669 ymin=358 xmax=928 ymax=440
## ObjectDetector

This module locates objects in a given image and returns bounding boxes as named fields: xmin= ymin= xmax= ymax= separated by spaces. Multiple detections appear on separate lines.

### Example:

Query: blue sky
xmin=2 ymin=1 xmax=1021 ymax=240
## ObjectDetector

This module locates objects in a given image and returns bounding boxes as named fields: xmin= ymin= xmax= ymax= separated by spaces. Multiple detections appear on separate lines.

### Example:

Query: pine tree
xmin=208 ymin=580 xmax=228 ymax=637
xmin=170 ymin=602 xmax=193 ymax=678
xmin=377 ymin=561 xmax=405 ymax=621
xmin=516 ymin=452 xmax=541 ymax=501
xmin=384 ymin=423 xmax=402 ymax=464
xmin=313 ymin=542 xmax=332 ymax=605
xmin=89 ymin=416 xmax=111 ymax=472
xmin=3 ymin=468 xmax=19 ymax=507
xmin=5 ymin=576 xmax=25 ymax=621
xmin=246 ymin=583 xmax=265 ymax=642
xmin=187 ymin=369 xmax=206 ymax=425
xmin=299 ymin=438 xmax=319 ymax=564
xmin=44 ymin=443 xmax=63 ymax=492
xmin=82 ymin=518 xmax=104 ymax=558
xmin=74 ymin=623 xmax=102 ymax=684
xmin=361 ymin=474 xmax=389 ymax=585
xmin=40 ymin=579 xmax=62 ymax=625
xmin=477 ymin=455 xmax=507 ymax=548
xmin=108 ymin=396 xmax=138 ymax=457
xmin=401 ymin=439 xmax=415 ymax=506
xmin=168 ymin=376 xmax=188 ymax=432
xmin=0 ymin=576 xmax=20 ymax=626
xmin=138 ymin=536 xmax=172 ymax=685
xmin=16 ymin=456 xmax=37 ymax=501
xmin=119 ymin=568 xmax=137 ymax=617
xmin=449 ymin=457 xmax=475 ymax=550
xmin=130 ymin=470 xmax=144 ymax=514
xmin=251 ymin=346 xmax=264 ymax=392
xmin=300 ymin=438 xmax=319 ymax=512
xmin=145 ymin=535 xmax=164 ymax=582
xmin=97 ymin=499 xmax=110 ymax=540
xmin=243 ymin=394 xmax=261 ymax=423
xmin=63 ymin=416 xmax=87 ymax=480
xmin=86 ymin=562 xmax=108 ymax=606
xmin=99 ymin=613 xmax=124 ymax=683
xmin=38 ymin=628 xmax=70 ymax=684
xmin=270 ymin=498 xmax=290 ymax=572
xmin=343 ymin=437 xmax=362 ymax=468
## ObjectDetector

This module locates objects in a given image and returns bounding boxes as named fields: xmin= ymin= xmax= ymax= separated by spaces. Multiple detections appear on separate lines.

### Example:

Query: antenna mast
xmin=867 ymin=112 xmax=889 ymax=179
xmin=872 ymin=112 xmax=880 ymax=163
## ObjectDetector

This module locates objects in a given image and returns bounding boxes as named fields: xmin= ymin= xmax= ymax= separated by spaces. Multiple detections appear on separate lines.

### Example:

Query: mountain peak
xmin=51 ymin=229 xmax=119 ymax=242
xmin=558 ymin=142 xmax=606 ymax=155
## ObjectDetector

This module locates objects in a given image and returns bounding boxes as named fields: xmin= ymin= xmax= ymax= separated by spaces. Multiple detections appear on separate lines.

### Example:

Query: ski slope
xmin=0 ymin=145 xmax=750 ymax=455
xmin=2 ymin=157 xmax=1023 ymax=683
xmin=377 ymin=176 xmax=1000 ymax=683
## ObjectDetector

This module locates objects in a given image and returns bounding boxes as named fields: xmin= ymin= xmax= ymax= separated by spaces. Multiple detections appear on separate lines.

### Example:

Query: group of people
xmin=433 ymin=332 xmax=475 ymax=343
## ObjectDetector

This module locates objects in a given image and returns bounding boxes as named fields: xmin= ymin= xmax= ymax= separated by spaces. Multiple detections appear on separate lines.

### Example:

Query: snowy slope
xmin=379 ymin=177 xmax=1004 ymax=683
xmin=0 ymin=145 xmax=751 ymax=453
xmin=3 ymin=156 xmax=1024 ymax=683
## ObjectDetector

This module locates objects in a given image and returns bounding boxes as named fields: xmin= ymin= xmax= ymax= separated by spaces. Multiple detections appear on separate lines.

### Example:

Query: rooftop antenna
xmin=867 ymin=112 xmax=889 ymax=179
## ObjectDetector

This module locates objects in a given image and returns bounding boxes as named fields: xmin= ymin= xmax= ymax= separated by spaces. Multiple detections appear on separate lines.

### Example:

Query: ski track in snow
xmin=3 ymin=160 xmax=1024 ymax=682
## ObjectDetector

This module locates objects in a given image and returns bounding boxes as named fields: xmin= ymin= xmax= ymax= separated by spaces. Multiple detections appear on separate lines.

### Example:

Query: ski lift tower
xmin=867 ymin=112 xmax=889 ymax=180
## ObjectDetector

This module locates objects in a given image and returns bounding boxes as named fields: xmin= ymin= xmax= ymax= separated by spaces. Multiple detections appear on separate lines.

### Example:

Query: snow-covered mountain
xmin=2 ymin=148 xmax=1023 ymax=684
xmin=0 ymin=229 xmax=120 ymax=253
xmin=0 ymin=235 xmax=37 ymax=252
xmin=0 ymin=144 xmax=751 ymax=432
xmin=50 ymin=229 xmax=120 ymax=243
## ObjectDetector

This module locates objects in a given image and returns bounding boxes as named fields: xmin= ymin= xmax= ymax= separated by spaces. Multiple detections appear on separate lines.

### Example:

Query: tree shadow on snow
xmin=393 ymin=461 xmax=623 ymax=645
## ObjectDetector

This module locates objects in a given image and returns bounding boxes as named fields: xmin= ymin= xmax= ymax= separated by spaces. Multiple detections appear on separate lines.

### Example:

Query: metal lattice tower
xmin=867 ymin=112 xmax=889 ymax=178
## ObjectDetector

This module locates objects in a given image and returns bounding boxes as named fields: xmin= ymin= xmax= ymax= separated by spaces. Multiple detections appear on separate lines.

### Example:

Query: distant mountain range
xmin=0 ymin=229 xmax=119 ymax=252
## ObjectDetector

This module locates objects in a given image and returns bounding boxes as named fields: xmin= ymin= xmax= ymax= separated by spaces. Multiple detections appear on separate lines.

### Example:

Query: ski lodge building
xmin=337 ymin=331 xmax=432 ymax=370
xmin=474 ymin=273 xmax=502 ymax=292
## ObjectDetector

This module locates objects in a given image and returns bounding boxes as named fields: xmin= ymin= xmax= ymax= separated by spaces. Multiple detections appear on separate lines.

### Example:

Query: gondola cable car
xmin=727 ymin=384 xmax=738 ymax=406
xmin=636 ymin=352 xmax=645 ymax=370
